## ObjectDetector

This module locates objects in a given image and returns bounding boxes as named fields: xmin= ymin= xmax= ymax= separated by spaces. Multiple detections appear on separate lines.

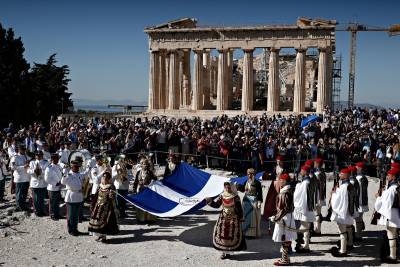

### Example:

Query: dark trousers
xmin=116 ymin=189 xmax=128 ymax=216
xmin=15 ymin=182 xmax=29 ymax=210
xmin=48 ymin=191 xmax=61 ymax=218
xmin=79 ymin=202 xmax=84 ymax=220
xmin=66 ymin=202 xmax=80 ymax=233
xmin=32 ymin=187 xmax=47 ymax=215
xmin=0 ymin=179 xmax=5 ymax=200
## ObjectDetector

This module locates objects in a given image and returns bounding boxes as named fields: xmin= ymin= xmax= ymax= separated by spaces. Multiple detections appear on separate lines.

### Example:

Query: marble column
xmin=192 ymin=50 xmax=203 ymax=110
xmin=326 ymin=48 xmax=333 ymax=108
xmin=165 ymin=54 xmax=170 ymax=107
xmin=216 ymin=49 xmax=228 ymax=110
xmin=202 ymin=50 xmax=211 ymax=109
xmin=158 ymin=50 xmax=166 ymax=109
xmin=241 ymin=49 xmax=254 ymax=112
xmin=148 ymin=50 xmax=159 ymax=111
xmin=293 ymin=49 xmax=306 ymax=112
xmin=168 ymin=50 xmax=179 ymax=110
xmin=182 ymin=49 xmax=191 ymax=107
xmin=178 ymin=52 xmax=184 ymax=108
xmin=267 ymin=48 xmax=280 ymax=111
xmin=317 ymin=48 xmax=328 ymax=113
xmin=226 ymin=49 xmax=234 ymax=109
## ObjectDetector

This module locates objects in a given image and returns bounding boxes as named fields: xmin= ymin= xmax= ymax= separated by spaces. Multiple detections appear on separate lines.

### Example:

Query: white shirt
xmin=28 ymin=159 xmax=49 ymax=188
xmin=90 ymin=164 xmax=107 ymax=195
xmin=293 ymin=177 xmax=316 ymax=222
xmin=45 ymin=163 xmax=64 ymax=191
xmin=10 ymin=153 xmax=31 ymax=183
xmin=0 ymin=156 xmax=8 ymax=181
xmin=112 ymin=162 xmax=130 ymax=190
xmin=331 ymin=181 xmax=354 ymax=225
xmin=375 ymin=182 xmax=400 ymax=228
xmin=61 ymin=169 xmax=89 ymax=203
xmin=58 ymin=148 xmax=71 ymax=164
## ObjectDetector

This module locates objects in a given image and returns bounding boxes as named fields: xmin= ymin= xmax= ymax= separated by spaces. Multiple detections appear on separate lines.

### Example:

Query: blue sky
xmin=1 ymin=0 xmax=399 ymax=107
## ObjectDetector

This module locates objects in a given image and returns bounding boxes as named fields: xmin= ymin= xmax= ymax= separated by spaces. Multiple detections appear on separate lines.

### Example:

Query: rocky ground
xmin=0 ymin=171 xmax=390 ymax=267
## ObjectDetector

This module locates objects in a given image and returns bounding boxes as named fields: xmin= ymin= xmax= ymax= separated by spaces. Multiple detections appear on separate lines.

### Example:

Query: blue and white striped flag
xmin=124 ymin=162 xmax=230 ymax=217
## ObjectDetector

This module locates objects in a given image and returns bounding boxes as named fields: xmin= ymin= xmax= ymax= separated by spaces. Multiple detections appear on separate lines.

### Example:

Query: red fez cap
xmin=348 ymin=166 xmax=357 ymax=173
xmin=388 ymin=168 xmax=399 ymax=176
xmin=355 ymin=162 xmax=365 ymax=169
xmin=340 ymin=168 xmax=350 ymax=174
xmin=391 ymin=162 xmax=400 ymax=169
xmin=301 ymin=165 xmax=310 ymax=172
xmin=315 ymin=158 xmax=323 ymax=164
xmin=305 ymin=160 xmax=314 ymax=167
xmin=276 ymin=155 xmax=283 ymax=161
xmin=279 ymin=173 xmax=290 ymax=181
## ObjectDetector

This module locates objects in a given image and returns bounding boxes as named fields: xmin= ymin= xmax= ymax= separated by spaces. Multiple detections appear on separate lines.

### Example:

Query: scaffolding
xmin=332 ymin=54 xmax=342 ymax=110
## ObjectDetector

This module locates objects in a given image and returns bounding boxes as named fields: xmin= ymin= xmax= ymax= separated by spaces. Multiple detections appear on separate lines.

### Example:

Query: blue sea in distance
xmin=74 ymin=105 xmax=147 ymax=113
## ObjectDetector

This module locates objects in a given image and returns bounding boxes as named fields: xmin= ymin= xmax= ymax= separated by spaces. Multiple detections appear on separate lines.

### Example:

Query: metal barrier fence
xmin=103 ymin=149 xmax=388 ymax=177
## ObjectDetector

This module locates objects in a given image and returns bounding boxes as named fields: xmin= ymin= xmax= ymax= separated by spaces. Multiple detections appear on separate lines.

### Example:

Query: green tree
xmin=0 ymin=24 xmax=30 ymax=126
xmin=0 ymin=23 xmax=73 ymax=128
xmin=29 ymin=54 xmax=73 ymax=123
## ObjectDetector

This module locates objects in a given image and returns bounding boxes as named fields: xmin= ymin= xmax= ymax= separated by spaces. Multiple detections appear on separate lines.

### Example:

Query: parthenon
xmin=145 ymin=18 xmax=336 ymax=115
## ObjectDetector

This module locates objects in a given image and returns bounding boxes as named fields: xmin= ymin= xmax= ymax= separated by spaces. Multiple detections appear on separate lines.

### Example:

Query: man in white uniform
xmin=61 ymin=160 xmax=90 ymax=236
xmin=294 ymin=165 xmax=317 ymax=253
xmin=374 ymin=168 xmax=400 ymax=263
xmin=44 ymin=153 xmax=65 ymax=220
xmin=330 ymin=168 xmax=357 ymax=257
xmin=10 ymin=145 xmax=31 ymax=211
xmin=28 ymin=151 xmax=49 ymax=216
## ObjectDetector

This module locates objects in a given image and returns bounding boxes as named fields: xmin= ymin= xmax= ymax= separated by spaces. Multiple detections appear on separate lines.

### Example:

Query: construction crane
xmin=336 ymin=23 xmax=400 ymax=108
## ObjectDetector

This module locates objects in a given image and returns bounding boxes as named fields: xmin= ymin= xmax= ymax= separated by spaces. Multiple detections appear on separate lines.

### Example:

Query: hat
xmin=305 ymin=160 xmax=314 ymax=167
xmin=301 ymin=165 xmax=310 ymax=172
xmin=391 ymin=162 xmax=400 ymax=169
xmin=388 ymin=168 xmax=399 ymax=176
xmin=279 ymin=173 xmax=290 ymax=181
xmin=348 ymin=166 xmax=357 ymax=173
xmin=355 ymin=162 xmax=365 ymax=169
xmin=340 ymin=168 xmax=350 ymax=174
xmin=315 ymin=158 xmax=323 ymax=164
xmin=276 ymin=155 xmax=283 ymax=161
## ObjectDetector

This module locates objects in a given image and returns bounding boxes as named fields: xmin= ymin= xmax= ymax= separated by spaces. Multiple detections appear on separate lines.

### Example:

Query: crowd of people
xmin=0 ymin=107 xmax=400 ymax=265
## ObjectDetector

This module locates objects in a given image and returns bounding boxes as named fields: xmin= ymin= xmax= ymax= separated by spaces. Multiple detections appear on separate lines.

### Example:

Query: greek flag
xmin=124 ymin=162 xmax=230 ymax=217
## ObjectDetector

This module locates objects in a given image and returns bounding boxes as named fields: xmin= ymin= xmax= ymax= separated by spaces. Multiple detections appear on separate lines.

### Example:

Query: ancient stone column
xmin=165 ymin=54 xmax=170 ymax=107
xmin=158 ymin=50 xmax=166 ymax=109
xmin=293 ymin=49 xmax=306 ymax=112
xmin=182 ymin=49 xmax=191 ymax=107
xmin=317 ymin=48 xmax=328 ymax=113
xmin=148 ymin=50 xmax=159 ymax=111
xmin=267 ymin=48 xmax=280 ymax=111
xmin=178 ymin=52 xmax=184 ymax=108
xmin=226 ymin=49 xmax=234 ymax=109
xmin=202 ymin=50 xmax=211 ymax=109
xmin=216 ymin=49 xmax=228 ymax=111
xmin=326 ymin=48 xmax=333 ymax=108
xmin=241 ymin=49 xmax=254 ymax=112
xmin=192 ymin=50 xmax=203 ymax=110
xmin=168 ymin=50 xmax=179 ymax=110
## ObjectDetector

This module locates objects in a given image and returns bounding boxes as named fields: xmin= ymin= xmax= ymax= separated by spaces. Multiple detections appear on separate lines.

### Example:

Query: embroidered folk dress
xmin=209 ymin=191 xmax=247 ymax=252
xmin=88 ymin=184 xmax=119 ymax=236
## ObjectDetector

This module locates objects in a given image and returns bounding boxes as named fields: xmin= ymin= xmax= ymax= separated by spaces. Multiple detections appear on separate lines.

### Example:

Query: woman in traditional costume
xmin=88 ymin=171 xmax=119 ymax=242
xmin=206 ymin=182 xmax=247 ymax=259
xmin=237 ymin=168 xmax=263 ymax=237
